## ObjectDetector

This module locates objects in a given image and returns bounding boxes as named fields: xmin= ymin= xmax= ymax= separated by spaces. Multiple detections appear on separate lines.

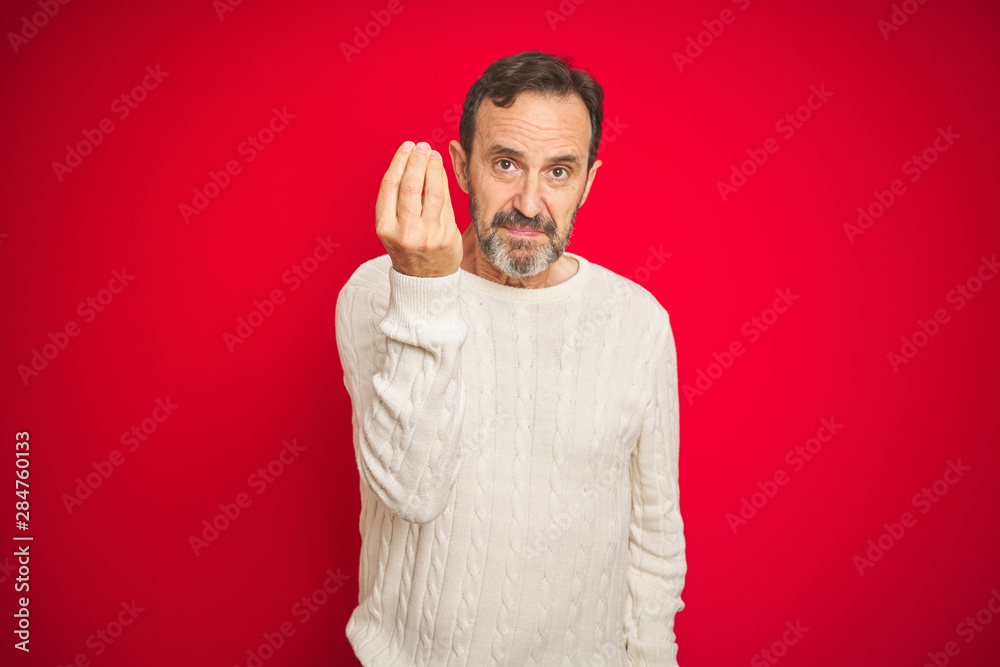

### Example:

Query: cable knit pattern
xmin=488 ymin=305 xmax=531 ymax=665
xmin=335 ymin=252 xmax=686 ymax=666
xmin=448 ymin=299 xmax=494 ymax=664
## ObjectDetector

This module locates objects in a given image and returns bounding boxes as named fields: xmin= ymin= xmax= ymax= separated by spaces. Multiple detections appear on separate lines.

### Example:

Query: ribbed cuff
xmin=380 ymin=266 xmax=466 ymax=345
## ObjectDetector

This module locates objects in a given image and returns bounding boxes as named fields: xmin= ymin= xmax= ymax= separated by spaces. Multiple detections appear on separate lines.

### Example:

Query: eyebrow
xmin=485 ymin=144 xmax=581 ymax=167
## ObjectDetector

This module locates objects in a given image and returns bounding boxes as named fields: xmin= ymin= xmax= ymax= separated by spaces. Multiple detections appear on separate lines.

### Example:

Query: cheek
xmin=479 ymin=186 xmax=514 ymax=215
xmin=553 ymin=196 xmax=577 ymax=221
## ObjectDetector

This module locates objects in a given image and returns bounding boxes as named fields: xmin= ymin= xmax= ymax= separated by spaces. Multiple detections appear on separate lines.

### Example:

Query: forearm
xmin=337 ymin=266 xmax=468 ymax=524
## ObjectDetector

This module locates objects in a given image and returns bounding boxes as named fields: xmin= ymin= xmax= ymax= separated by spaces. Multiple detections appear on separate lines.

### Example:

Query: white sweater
xmin=334 ymin=251 xmax=686 ymax=666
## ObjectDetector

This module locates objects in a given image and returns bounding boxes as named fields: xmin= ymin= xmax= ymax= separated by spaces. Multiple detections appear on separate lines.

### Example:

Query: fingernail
xmin=416 ymin=141 xmax=430 ymax=153
xmin=400 ymin=141 xmax=415 ymax=152
xmin=430 ymin=150 xmax=441 ymax=160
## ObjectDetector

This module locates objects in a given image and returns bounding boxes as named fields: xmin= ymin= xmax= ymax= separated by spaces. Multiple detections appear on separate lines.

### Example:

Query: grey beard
xmin=467 ymin=180 xmax=578 ymax=279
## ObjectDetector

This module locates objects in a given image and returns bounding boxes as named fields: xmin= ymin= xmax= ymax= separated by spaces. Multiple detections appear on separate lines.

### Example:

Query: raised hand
xmin=376 ymin=141 xmax=462 ymax=278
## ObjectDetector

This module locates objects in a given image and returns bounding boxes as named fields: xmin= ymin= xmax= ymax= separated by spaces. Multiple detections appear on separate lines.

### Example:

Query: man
xmin=335 ymin=50 xmax=686 ymax=665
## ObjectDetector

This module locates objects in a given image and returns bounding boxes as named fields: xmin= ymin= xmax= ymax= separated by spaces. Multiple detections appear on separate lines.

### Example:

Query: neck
xmin=460 ymin=224 xmax=578 ymax=289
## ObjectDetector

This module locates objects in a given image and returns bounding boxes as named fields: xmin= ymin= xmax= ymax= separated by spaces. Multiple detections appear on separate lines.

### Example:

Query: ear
xmin=578 ymin=159 xmax=602 ymax=209
xmin=448 ymin=140 xmax=470 ymax=194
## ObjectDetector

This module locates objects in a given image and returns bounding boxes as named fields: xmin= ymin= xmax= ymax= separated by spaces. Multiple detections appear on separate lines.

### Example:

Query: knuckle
xmin=396 ymin=200 xmax=417 ymax=219
xmin=400 ymin=182 xmax=422 ymax=197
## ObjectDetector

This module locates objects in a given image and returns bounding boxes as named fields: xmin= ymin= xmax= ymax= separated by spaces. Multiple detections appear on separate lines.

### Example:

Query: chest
xmin=457 ymin=306 xmax=651 ymax=487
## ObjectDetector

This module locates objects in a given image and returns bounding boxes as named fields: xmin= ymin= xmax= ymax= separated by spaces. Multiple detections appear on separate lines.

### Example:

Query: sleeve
xmin=334 ymin=264 xmax=468 ymax=524
xmin=623 ymin=312 xmax=687 ymax=665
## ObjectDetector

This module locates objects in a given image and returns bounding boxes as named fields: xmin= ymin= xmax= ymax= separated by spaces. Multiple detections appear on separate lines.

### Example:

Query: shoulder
xmin=580 ymin=254 xmax=675 ymax=348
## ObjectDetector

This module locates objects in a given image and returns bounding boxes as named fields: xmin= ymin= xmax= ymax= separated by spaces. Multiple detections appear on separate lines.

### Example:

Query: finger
xmin=421 ymin=150 xmax=446 ymax=224
xmin=441 ymin=155 xmax=455 ymax=220
xmin=376 ymin=140 xmax=415 ymax=231
xmin=397 ymin=141 xmax=432 ymax=225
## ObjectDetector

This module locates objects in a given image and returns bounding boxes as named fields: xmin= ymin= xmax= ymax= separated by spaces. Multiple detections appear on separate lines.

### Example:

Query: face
xmin=455 ymin=91 xmax=601 ymax=279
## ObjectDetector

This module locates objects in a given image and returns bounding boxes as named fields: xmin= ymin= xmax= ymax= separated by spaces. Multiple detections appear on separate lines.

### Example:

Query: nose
xmin=512 ymin=174 xmax=544 ymax=221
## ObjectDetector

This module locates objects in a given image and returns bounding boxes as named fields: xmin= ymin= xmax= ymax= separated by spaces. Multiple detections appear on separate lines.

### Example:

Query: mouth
xmin=503 ymin=226 xmax=544 ymax=237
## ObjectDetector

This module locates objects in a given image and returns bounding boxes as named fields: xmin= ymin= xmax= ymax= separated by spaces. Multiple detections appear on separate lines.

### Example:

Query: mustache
xmin=492 ymin=210 xmax=555 ymax=235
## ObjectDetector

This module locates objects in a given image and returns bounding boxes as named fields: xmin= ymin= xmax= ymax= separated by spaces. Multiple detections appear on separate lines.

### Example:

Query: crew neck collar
xmin=459 ymin=251 xmax=592 ymax=302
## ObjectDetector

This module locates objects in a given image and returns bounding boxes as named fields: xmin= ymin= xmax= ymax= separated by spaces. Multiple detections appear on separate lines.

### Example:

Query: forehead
xmin=474 ymin=91 xmax=591 ymax=159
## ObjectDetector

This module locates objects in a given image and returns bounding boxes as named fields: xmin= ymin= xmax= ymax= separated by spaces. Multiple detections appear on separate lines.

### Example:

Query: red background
xmin=2 ymin=0 xmax=998 ymax=665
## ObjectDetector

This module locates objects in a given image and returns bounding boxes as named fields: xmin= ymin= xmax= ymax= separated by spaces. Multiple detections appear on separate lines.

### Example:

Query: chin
xmin=491 ymin=242 xmax=560 ymax=279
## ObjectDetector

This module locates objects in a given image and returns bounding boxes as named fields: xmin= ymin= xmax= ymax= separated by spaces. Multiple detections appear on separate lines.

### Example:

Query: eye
xmin=497 ymin=159 xmax=515 ymax=171
xmin=552 ymin=167 xmax=569 ymax=180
